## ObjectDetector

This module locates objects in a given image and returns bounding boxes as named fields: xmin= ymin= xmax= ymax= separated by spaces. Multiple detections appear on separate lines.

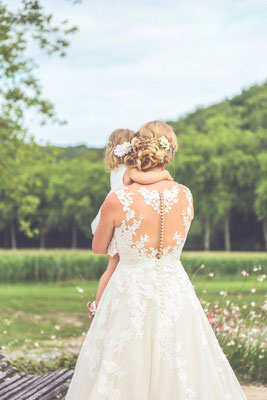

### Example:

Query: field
xmin=0 ymin=251 xmax=266 ymax=383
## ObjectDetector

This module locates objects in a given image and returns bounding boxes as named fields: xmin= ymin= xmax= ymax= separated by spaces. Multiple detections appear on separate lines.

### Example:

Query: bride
xmin=66 ymin=121 xmax=247 ymax=399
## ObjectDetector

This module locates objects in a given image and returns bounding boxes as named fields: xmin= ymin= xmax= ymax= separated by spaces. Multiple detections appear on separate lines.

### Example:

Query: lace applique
xmin=138 ymin=184 xmax=179 ymax=214
xmin=107 ymin=236 xmax=118 ymax=257
xmin=98 ymin=360 xmax=126 ymax=400
xmin=181 ymin=185 xmax=194 ymax=228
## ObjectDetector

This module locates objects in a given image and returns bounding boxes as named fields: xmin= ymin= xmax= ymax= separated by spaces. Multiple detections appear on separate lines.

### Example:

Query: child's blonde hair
xmin=125 ymin=121 xmax=177 ymax=171
xmin=105 ymin=128 xmax=136 ymax=171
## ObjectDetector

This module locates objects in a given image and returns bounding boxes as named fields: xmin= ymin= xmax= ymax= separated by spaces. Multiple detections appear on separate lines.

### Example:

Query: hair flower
xmin=114 ymin=141 xmax=132 ymax=157
xmin=131 ymin=137 xmax=138 ymax=145
xmin=158 ymin=135 xmax=170 ymax=151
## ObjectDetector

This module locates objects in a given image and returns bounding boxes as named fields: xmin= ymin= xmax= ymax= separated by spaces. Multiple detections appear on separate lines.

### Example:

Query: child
xmin=88 ymin=128 xmax=173 ymax=317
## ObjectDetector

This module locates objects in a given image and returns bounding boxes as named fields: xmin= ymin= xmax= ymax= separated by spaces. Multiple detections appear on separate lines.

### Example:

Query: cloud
xmin=16 ymin=0 xmax=267 ymax=146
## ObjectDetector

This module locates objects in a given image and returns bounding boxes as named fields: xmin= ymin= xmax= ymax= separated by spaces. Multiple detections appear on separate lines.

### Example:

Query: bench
xmin=0 ymin=354 xmax=74 ymax=400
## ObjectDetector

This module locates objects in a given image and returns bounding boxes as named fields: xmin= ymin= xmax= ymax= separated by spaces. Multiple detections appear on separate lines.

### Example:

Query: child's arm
xmin=123 ymin=168 xmax=173 ymax=185
xmin=95 ymin=253 xmax=119 ymax=306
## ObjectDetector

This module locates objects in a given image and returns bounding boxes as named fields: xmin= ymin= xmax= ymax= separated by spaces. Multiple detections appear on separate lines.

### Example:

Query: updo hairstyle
xmin=124 ymin=121 xmax=177 ymax=171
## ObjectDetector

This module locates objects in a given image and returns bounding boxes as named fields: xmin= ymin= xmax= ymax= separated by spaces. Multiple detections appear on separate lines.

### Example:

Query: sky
xmin=10 ymin=0 xmax=267 ymax=147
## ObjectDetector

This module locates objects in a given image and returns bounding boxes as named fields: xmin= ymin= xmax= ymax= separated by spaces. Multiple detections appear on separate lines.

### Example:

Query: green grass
xmin=0 ymin=276 xmax=266 ymax=382
xmin=0 ymin=276 xmax=265 ymax=350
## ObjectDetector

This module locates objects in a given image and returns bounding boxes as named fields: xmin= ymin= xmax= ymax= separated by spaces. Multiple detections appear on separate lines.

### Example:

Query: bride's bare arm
xmin=92 ymin=193 xmax=119 ymax=254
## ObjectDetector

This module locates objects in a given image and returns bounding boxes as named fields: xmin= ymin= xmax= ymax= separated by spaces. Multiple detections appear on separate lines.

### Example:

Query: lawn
xmin=0 ymin=274 xmax=265 ymax=352
xmin=0 ymin=269 xmax=266 ymax=382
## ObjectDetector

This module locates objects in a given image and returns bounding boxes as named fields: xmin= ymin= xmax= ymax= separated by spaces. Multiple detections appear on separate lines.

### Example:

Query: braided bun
xmin=125 ymin=121 xmax=177 ymax=171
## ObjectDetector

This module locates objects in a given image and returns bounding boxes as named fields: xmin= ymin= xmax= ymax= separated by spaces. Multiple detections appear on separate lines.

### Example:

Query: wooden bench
xmin=0 ymin=354 xmax=74 ymax=400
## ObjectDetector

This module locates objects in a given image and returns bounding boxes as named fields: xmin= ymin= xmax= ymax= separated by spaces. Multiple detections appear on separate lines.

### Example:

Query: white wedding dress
xmin=66 ymin=181 xmax=247 ymax=400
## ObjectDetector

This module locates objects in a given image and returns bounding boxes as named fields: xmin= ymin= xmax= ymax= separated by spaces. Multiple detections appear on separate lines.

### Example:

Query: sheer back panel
xmin=114 ymin=181 xmax=194 ymax=261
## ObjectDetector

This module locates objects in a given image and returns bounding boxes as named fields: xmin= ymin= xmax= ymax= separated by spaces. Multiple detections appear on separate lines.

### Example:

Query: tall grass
xmin=0 ymin=250 xmax=266 ymax=282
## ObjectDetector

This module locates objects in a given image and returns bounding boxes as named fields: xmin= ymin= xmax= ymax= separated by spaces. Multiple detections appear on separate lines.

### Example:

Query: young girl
xmin=88 ymin=128 xmax=173 ymax=317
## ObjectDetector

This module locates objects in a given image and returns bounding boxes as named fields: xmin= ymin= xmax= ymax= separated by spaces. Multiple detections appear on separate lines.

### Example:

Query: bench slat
xmin=0 ymin=375 xmax=34 ymax=400
xmin=0 ymin=361 xmax=10 ymax=372
xmin=0 ymin=354 xmax=73 ymax=400
xmin=28 ymin=370 xmax=74 ymax=400
xmin=0 ymin=367 xmax=18 ymax=384
xmin=41 ymin=379 xmax=73 ymax=400
xmin=0 ymin=371 xmax=26 ymax=393
xmin=12 ymin=373 xmax=59 ymax=400
xmin=6 ymin=374 xmax=53 ymax=400
xmin=19 ymin=370 xmax=69 ymax=400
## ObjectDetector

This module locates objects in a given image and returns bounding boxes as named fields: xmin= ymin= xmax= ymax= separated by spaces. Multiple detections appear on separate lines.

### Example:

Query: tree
xmin=0 ymin=0 xmax=77 ymax=244
xmin=49 ymin=158 xmax=109 ymax=248
xmin=254 ymin=130 xmax=267 ymax=250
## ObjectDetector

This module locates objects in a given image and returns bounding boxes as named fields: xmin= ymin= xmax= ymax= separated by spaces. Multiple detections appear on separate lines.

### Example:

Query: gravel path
xmin=242 ymin=384 xmax=267 ymax=400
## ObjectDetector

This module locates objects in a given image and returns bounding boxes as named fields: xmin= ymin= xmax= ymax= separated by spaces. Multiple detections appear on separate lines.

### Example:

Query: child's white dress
xmin=91 ymin=164 xmax=127 ymax=256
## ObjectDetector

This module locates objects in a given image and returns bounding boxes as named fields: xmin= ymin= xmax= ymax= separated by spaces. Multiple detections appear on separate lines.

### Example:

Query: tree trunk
xmin=204 ymin=214 xmax=210 ymax=251
xmin=224 ymin=212 xmax=231 ymax=251
xmin=3 ymin=229 xmax=9 ymax=248
xmin=40 ymin=225 xmax=46 ymax=249
xmin=71 ymin=220 xmax=77 ymax=249
xmin=263 ymin=216 xmax=267 ymax=251
xmin=10 ymin=221 xmax=17 ymax=249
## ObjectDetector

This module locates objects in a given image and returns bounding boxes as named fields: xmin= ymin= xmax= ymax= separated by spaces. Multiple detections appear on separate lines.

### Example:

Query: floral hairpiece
xmin=113 ymin=135 xmax=174 ymax=158
xmin=158 ymin=135 xmax=170 ymax=151
xmin=131 ymin=137 xmax=138 ymax=145
xmin=113 ymin=141 xmax=133 ymax=158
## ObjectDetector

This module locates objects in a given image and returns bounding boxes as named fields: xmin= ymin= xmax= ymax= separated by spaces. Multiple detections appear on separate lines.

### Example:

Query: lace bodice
xmin=113 ymin=182 xmax=194 ymax=263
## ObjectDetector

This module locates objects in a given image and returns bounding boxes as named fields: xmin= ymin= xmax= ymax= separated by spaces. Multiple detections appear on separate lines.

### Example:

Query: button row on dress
xmin=156 ymin=192 xmax=165 ymax=312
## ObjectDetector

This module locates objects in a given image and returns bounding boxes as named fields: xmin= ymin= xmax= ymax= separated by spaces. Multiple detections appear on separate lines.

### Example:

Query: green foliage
xmin=0 ymin=251 xmax=108 ymax=282
xmin=0 ymin=250 xmax=266 ymax=282
xmin=0 ymin=0 xmax=77 ymax=126
xmin=168 ymin=80 xmax=267 ymax=250
xmin=0 ymin=0 xmax=78 ymax=246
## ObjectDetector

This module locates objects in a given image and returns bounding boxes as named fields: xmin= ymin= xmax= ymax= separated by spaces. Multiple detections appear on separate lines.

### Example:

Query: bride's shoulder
xmin=177 ymin=183 xmax=193 ymax=197
xmin=102 ymin=191 xmax=122 ymax=211
xmin=105 ymin=186 xmax=131 ymax=206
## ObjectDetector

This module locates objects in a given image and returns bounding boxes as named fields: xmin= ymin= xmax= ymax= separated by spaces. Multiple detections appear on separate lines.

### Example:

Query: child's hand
xmin=87 ymin=301 xmax=97 ymax=319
